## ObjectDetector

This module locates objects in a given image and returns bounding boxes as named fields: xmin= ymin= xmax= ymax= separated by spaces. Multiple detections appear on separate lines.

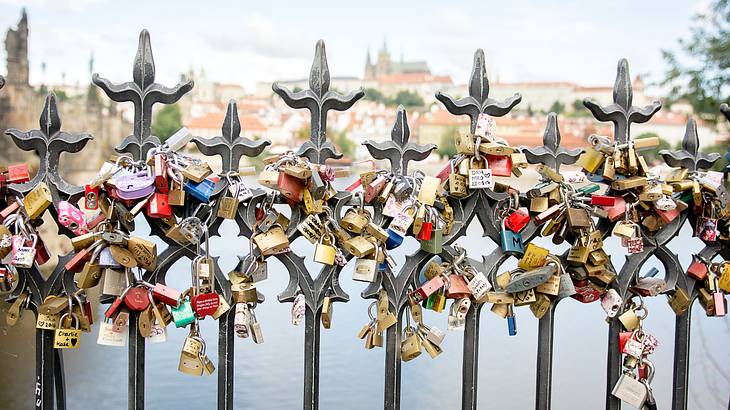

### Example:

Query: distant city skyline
xmin=0 ymin=0 xmax=707 ymax=95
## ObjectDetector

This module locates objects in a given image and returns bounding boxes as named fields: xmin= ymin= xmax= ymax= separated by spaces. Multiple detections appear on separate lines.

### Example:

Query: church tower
xmin=5 ymin=8 xmax=29 ymax=86
xmin=364 ymin=47 xmax=375 ymax=80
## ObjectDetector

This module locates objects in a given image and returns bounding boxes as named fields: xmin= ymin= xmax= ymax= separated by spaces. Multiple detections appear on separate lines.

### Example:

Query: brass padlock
xmin=24 ymin=182 xmax=53 ymax=219
xmin=342 ymin=235 xmax=376 ymax=258
xmin=340 ymin=209 xmax=369 ymax=234
xmin=252 ymin=226 xmax=289 ymax=256
xmin=400 ymin=327 xmax=421 ymax=361
xmin=127 ymin=236 xmax=157 ymax=271
xmin=321 ymin=296 xmax=333 ymax=329
xmin=313 ymin=234 xmax=337 ymax=265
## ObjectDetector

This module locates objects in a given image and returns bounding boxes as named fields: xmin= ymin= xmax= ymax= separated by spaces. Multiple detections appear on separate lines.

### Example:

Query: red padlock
xmin=486 ymin=154 xmax=512 ymax=177
xmin=152 ymin=283 xmax=181 ymax=307
xmin=146 ymin=192 xmax=172 ymax=218
xmin=84 ymin=184 xmax=100 ymax=210
xmin=618 ymin=331 xmax=633 ymax=353
xmin=191 ymin=293 xmax=220 ymax=317
xmin=417 ymin=221 xmax=433 ymax=241
xmin=7 ymin=164 xmax=30 ymax=183
xmin=445 ymin=274 xmax=472 ymax=299
xmin=365 ymin=176 xmax=387 ymax=203
xmin=104 ymin=297 xmax=125 ymax=319
xmin=435 ymin=161 xmax=452 ymax=182
xmin=411 ymin=275 xmax=445 ymax=302
xmin=277 ymin=173 xmax=304 ymax=202
xmin=64 ymin=247 xmax=93 ymax=273
xmin=603 ymin=196 xmax=626 ymax=222
xmin=31 ymin=236 xmax=51 ymax=265
xmin=345 ymin=179 xmax=362 ymax=192
xmin=571 ymin=284 xmax=600 ymax=303
xmin=86 ymin=212 xmax=106 ymax=230
xmin=687 ymin=257 xmax=708 ymax=281
xmin=0 ymin=201 xmax=20 ymax=220
xmin=505 ymin=209 xmax=530 ymax=233
xmin=656 ymin=207 xmax=679 ymax=224
xmin=591 ymin=195 xmax=616 ymax=207
xmin=153 ymin=154 xmax=168 ymax=194
xmin=124 ymin=287 xmax=151 ymax=311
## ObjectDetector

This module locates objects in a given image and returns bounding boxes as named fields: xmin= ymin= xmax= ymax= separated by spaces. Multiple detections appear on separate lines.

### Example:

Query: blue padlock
xmin=184 ymin=179 xmax=215 ymax=202
xmin=507 ymin=305 xmax=517 ymax=336
xmin=500 ymin=219 xmax=524 ymax=256
xmin=378 ymin=261 xmax=388 ymax=272
xmin=585 ymin=172 xmax=603 ymax=183
xmin=385 ymin=228 xmax=404 ymax=250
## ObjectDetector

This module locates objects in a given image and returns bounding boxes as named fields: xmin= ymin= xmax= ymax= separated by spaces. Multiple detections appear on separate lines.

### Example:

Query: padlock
xmin=419 ymin=228 xmax=443 ymax=254
xmin=24 ymin=182 xmax=53 ymax=219
xmin=572 ymin=282 xmax=600 ymax=303
xmin=506 ymin=305 xmax=517 ymax=336
xmin=183 ymin=178 xmax=215 ymax=202
xmin=340 ymin=209 xmax=370 ymax=234
xmin=342 ymin=235 xmax=376 ymax=258
xmin=124 ymin=287 xmax=151 ymax=311
xmin=687 ymin=256 xmax=708 ymax=281
xmin=277 ymin=172 xmax=304 ymax=202
xmin=171 ymin=296 xmax=196 ymax=328
xmin=152 ymin=283 xmax=181 ymax=307
xmin=418 ymin=176 xmax=440 ymax=206
xmin=168 ymin=181 xmax=185 ymax=206
xmin=127 ymin=236 xmax=157 ymax=271
xmin=165 ymin=127 xmax=194 ymax=151
xmin=11 ymin=234 xmax=37 ymax=268
xmin=0 ymin=225 xmax=12 ymax=259
xmin=411 ymin=275 xmax=446 ymax=302
xmin=321 ymin=296 xmax=333 ymax=329
xmin=353 ymin=246 xmax=379 ymax=283
xmin=97 ymin=318 xmax=127 ymax=346
xmin=500 ymin=219 xmax=524 ymax=256
xmin=54 ymin=312 xmax=82 ymax=349
xmin=400 ymin=327 xmax=421 ymax=361
xmin=505 ymin=209 xmax=530 ymax=232
xmin=445 ymin=274 xmax=471 ymax=299
xmin=57 ymin=201 xmax=89 ymax=236
xmin=465 ymin=268 xmax=491 ymax=300
xmin=146 ymin=192 xmax=172 ymax=218
xmin=178 ymin=351 xmax=204 ymax=376
xmin=191 ymin=293 xmax=220 ymax=318
xmin=566 ymin=208 xmax=592 ymax=229
xmin=314 ymin=234 xmax=337 ymax=265
xmin=506 ymin=265 xmax=555 ymax=293
xmin=468 ymin=158 xmax=493 ymax=189
xmin=181 ymin=162 xmax=213 ymax=183
xmin=77 ymin=260 xmax=103 ymax=289
xmin=115 ymin=171 xmax=156 ymax=200
xmin=612 ymin=371 xmax=648 ymax=408
xmin=486 ymin=154 xmax=512 ymax=177
xmin=252 ymin=226 xmax=289 ymax=256
xmin=7 ymin=163 xmax=30 ymax=183
xmin=601 ymin=289 xmax=623 ymax=317
xmin=365 ymin=175 xmax=387 ymax=203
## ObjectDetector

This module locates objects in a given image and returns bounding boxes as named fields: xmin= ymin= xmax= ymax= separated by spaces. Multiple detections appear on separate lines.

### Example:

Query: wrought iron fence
xmin=1 ymin=29 xmax=727 ymax=410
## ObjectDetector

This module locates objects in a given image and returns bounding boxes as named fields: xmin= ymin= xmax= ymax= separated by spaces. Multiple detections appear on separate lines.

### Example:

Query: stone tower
xmin=5 ymin=8 xmax=29 ymax=86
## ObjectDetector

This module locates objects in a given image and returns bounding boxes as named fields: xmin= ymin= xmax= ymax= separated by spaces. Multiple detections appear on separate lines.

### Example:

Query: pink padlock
xmin=58 ymin=201 xmax=89 ymax=236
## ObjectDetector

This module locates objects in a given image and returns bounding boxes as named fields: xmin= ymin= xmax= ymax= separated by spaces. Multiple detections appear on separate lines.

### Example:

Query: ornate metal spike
xmin=660 ymin=118 xmax=720 ymax=171
xmin=435 ymin=49 xmax=521 ymax=132
xmin=523 ymin=112 xmax=583 ymax=171
xmin=5 ymin=92 xmax=92 ymax=201
xmin=363 ymin=105 xmax=436 ymax=175
xmin=92 ymin=29 xmax=194 ymax=159
xmin=272 ymin=40 xmax=365 ymax=164
xmin=193 ymin=100 xmax=271 ymax=173
xmin=583 ymin=59 xmax=661 ymax=144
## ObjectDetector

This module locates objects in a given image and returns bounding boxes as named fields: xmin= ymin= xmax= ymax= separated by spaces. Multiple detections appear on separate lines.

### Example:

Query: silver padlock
xmin=102 ymin=269 xmax=127 ymax=296
xmin=611 ymin=371 xmax=648 ymax=408
xmin=11 ymin=234 xmax=37 ymax=268
xmin=353 ymin=244 xmax=379 ymax=283
xmin=98 ymin=247 xmax=121 ymax=268
xmin=250 ymin=307 xmax=264 ymax=344
xmin=465 ymin=267 xmax=491 ymax=300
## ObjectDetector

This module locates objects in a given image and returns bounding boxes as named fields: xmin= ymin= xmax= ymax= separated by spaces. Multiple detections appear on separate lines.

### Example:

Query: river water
xmin=1 ymin=169 xmax=729 ymax=409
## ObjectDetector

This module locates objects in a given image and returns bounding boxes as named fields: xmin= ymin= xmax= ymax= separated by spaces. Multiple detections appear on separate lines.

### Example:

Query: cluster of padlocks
xmin=0 ymin=33 xmax=729 ymax=408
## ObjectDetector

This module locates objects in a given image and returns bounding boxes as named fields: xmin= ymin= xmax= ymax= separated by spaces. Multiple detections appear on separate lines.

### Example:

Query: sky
xmin=0 ymin=0 xmax=710 ymax=93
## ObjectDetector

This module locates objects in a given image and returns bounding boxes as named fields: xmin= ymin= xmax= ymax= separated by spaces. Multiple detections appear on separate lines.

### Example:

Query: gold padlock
xmin=418 ymin=176 xmax=441 ymax=206
xmin=321 ymin=296 xmax=333 ymax=329
xmin=252 ymin=226 xmax=289 ymax=256
xmin=400 ymin=327 xmax=421 ymax=361
xmin=257 ymin=168 xmax=280 ymax=189
xmin=313 ymin=234 xmax=337 ymax=265
xmin=24 ymin=182 xmax=53 ymax=219
xmin=577 ymin=148 xmax=605 ymax=173
xmin=342 ymin=235 xmax=376 ymax=258
xmin=529 ymin=293 xmax=551 ymax=319
xmin=127 ymin=236 xmax=157 ymax=271
xmin=340 ymin=209 xmax=369 ymax=234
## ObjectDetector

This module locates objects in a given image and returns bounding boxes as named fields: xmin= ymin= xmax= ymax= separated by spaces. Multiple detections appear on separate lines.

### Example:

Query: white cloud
xmin=0 ymin=0 xmax=106 ymax=11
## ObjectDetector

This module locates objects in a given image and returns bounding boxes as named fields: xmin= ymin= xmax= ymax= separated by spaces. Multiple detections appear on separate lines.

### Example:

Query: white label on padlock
xmin=383 ymin=196 xmax=407 ymax=218
xmin=147 ymin=322 xmax=167 ymax=343
xmin=230 ymin=182 xmax=253 ymax=201
xmin=97 ymin=322 xmax=127 ymax=347
xmin=11 ymin=247 xmax=35 ymax=268
xmin=475 ymin=113 xmax=495 ymax=138
xmin=469 ymin=169 xmax=494 ymax=189
xmin=467 ymin=272 xmax=492 ymax=300
xmin=389 ymin=210 xmax=414 ymax=236
xmin=623 ymin=338 xmax=644 ymax=358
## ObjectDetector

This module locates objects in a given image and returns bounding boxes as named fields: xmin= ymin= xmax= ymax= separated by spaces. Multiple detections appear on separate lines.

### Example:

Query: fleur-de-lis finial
xmin=363 ymin=105 xmax=436 ymax=175
xmin=523 ymin=112 xmax=583 ymax=171
xmin=583 ymin=59 xmax=661 ymax=144
xmin=659 ymin=118 xmax=720 ymax=171
xmin=5 ymin=92 xmax=93 ymax=201
xmin=435 ymin=49 xmax=521 ymax=133
xmin=93 ymin=29 xmax=193 ymax=160
xmin=272 ymin=40 xmax=364 ymax=164
xmin=193 ymin=100 xmax=271 ymax=173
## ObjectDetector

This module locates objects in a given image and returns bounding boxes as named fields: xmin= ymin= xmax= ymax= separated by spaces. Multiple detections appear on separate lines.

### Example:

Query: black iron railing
xmin=1 ymin=29 xmax=726 ymax=410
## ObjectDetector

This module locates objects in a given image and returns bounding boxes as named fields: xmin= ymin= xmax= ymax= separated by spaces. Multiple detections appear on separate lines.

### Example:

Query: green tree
xmin=292 ymin=86 xmax=303 ymax=93
xmin=438 ymin=125 xmax=459 ymax=159
xmin=334 ymin=131 xmax=355 ymax=158
xmin=364 ymin=87 xmax=385 ymax=103
xmin=661 ymin=0 xmax=730 ymax=120
xmin=386 ymin=90 xmax=424 ymax=108
xmin=572 ymin=99 xmax=584 ymax=113
xmin=636 ymin=132 xmax=670 ymax=165
xmin=548 ymin=100 xmax=565 ymax=114
xmin=152 ymin=104 xmax=183 ymax=142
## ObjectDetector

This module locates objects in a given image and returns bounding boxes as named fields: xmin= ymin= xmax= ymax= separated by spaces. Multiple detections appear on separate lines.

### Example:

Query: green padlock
xmin=424 ymin=292 xmax=436 ymax=310
xmin=171 ymin=295 xmax=195 ymax=328
xmin=420 ymin=228 xmax=443 ymax=254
